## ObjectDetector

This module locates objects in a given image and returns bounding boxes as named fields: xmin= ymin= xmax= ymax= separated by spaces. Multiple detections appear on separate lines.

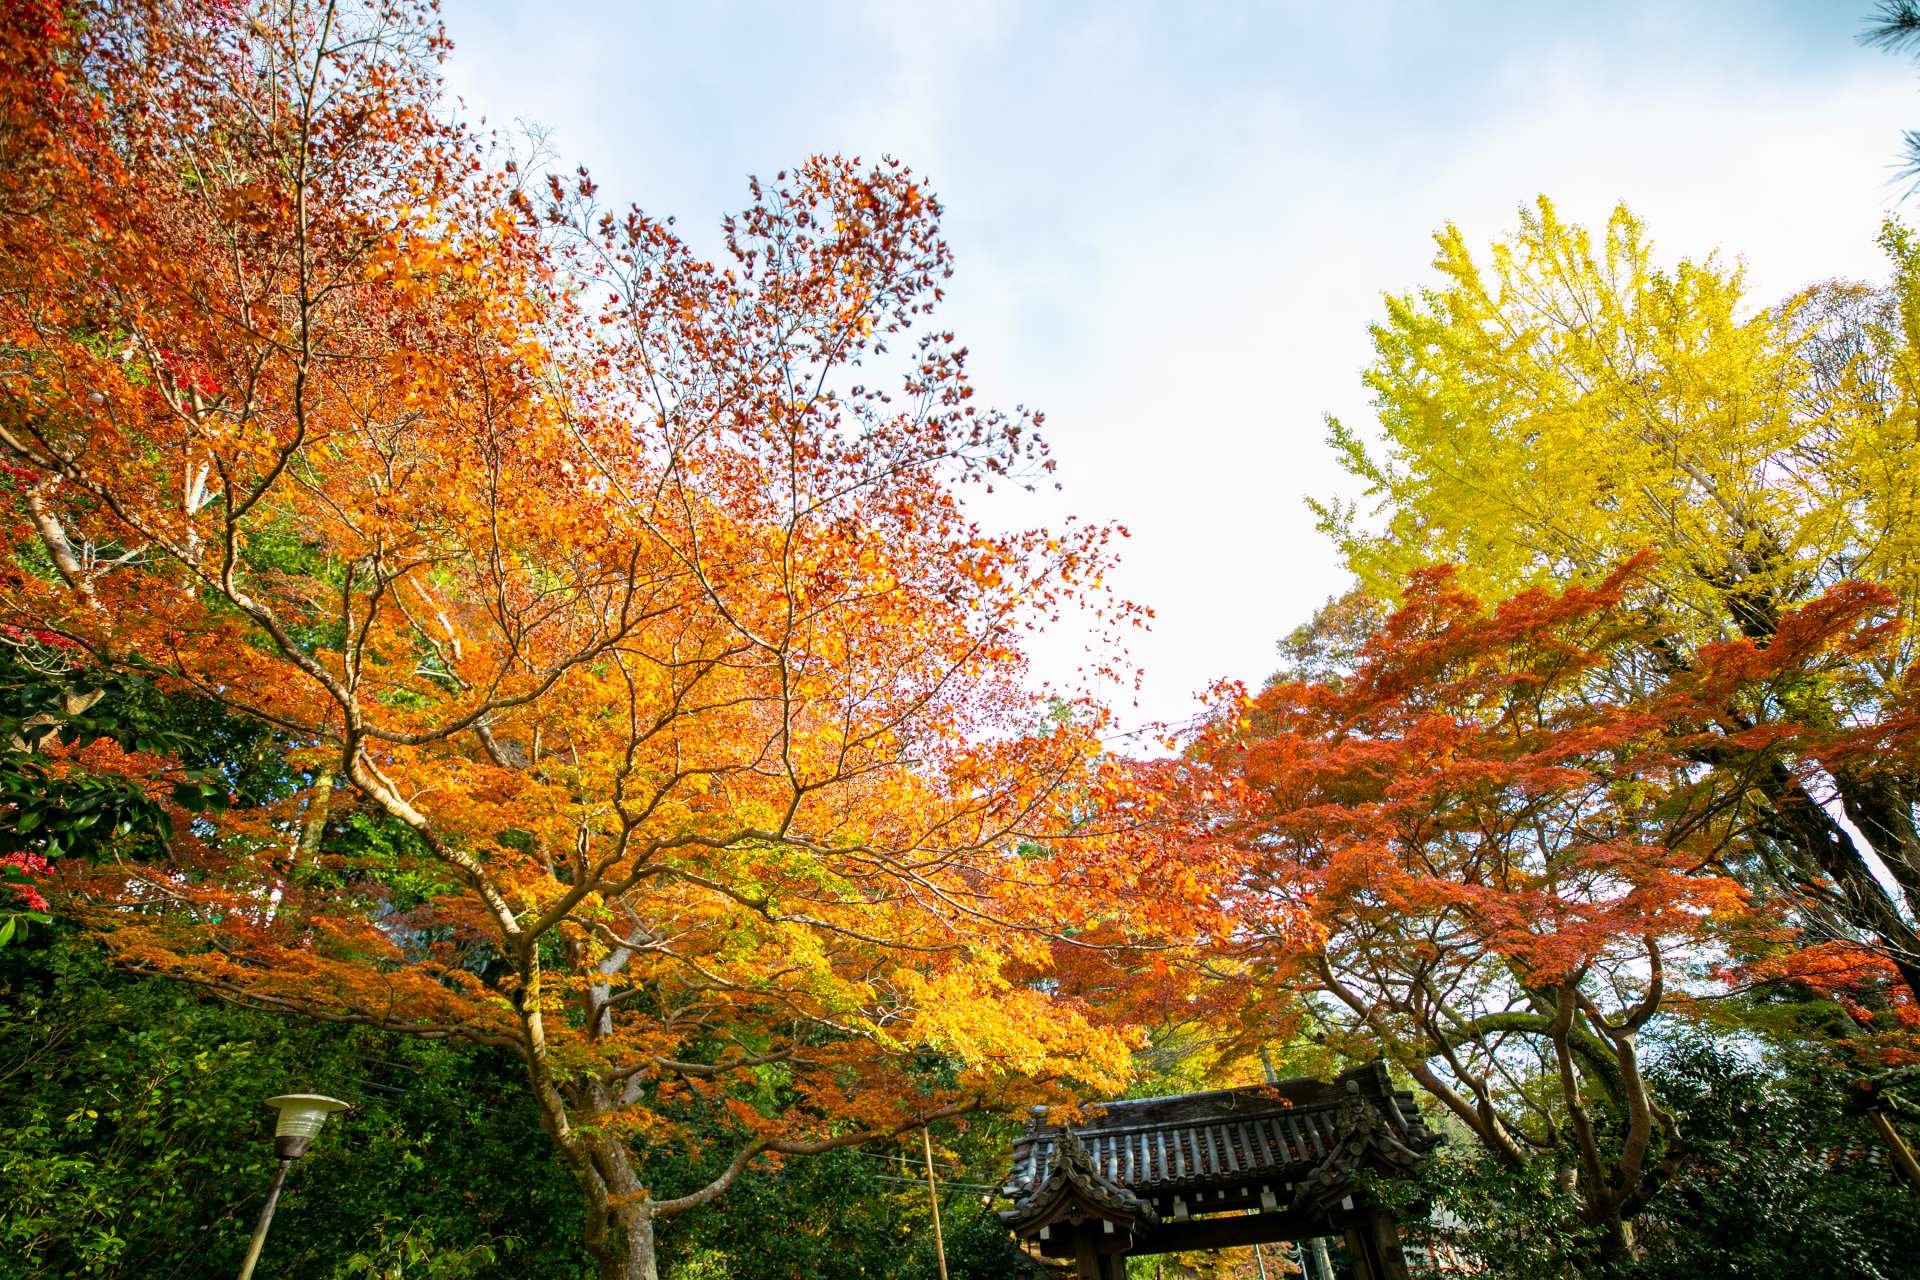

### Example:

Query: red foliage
xmin=1162 ymin=557 xmax=1919 ymax=1117
xmin=0 ymin=852 xmax=51 ymax=913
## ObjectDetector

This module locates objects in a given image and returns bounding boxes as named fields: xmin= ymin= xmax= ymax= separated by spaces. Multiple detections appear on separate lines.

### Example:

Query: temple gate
xmin=996 ymin=1062 xmax=1440 ymax=1279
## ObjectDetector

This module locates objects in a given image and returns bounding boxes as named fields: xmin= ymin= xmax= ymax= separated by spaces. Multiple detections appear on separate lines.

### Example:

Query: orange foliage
xmin=0 ymin=3 xmax=1144 ymax=1272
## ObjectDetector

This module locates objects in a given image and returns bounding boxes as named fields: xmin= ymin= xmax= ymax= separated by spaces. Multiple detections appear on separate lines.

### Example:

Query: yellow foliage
xmin=1321 ymin=197 xmax=1920 ymax=666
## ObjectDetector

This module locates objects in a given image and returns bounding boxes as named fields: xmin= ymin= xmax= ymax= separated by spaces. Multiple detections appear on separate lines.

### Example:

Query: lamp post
xmin=236 ymin=1094 xmax=350 ymax=1280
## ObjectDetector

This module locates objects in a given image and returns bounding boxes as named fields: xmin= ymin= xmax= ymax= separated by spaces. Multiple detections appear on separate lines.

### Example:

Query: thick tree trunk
xmin=1754 ymin=760 xmax=1920 ymax=1003
xmin=1832 ymin=766 xmax=1920 ymax=923
xmin=590 ymin=1139 xmax=659 ymax=1280
xmin=1582 ymin=1214 xmax=1636 ymax=1278
xmin=564 ymin=1133 xmax=662 ymax=1280
xmin=517 ymin=1055 xmax=659 ymax=1280
xmin=597 ymin=1200 xmax=657 ymax=1280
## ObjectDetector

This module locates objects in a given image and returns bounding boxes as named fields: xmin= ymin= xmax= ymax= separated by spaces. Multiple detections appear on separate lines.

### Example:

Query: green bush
xmin=1389 ymin=1031 xmax=1920 ymax=1280
xmin=0 ymin=938 xmax=584 ymax=1279
xmin=0 ymin=936 xmax=1047 ymax=1279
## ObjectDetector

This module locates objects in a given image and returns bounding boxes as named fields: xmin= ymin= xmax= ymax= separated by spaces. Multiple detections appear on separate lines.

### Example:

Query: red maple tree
xmin=1180 ymin=558 xmax=1919 ymax=1259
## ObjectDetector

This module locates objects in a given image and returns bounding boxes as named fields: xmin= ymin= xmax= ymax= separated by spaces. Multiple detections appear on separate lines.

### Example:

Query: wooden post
xmin=1343 ymin=1225 xmax=1377 ymax=1280
xmin=1867 ymin=1109 xmax=1920 ymax=1191
xmin=1346 ymin=1209 xmax=1413 ymax=1280
xmin=921 ymin=1127 xmax=950 ymax=1280
xmin=1072 ymin=1229 xmax=1100 ymax=1279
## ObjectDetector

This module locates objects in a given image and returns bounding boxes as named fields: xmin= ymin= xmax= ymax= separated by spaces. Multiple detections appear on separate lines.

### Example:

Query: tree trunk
xmin=1753 ymin=760 xmax=1920 ymax=1003
xmin=1571 ymin=1208 xmax=1637 ymax=1279
xmin=584 ymin=1132 xmax=659 ymax=1280
xmin=1682 ymin=572 xmax=1920 ymax=1005
xmin=1832 ymin=766 xmax=1920 ymax=923
xmin=597 ymin=1201 xmax=657 ymax=1280
xmin=519 ymin=1059 xmax=660 ymax=1280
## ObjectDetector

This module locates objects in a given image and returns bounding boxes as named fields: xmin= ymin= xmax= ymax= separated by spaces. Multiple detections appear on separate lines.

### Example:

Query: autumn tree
xmin=1317 ymin=199 xmax=1920 ymax=1003
xmin=0 ymin=3 xmax=1141 ymax=1276
xmin=1184 ymin=560 xmax=1917 ymax=1270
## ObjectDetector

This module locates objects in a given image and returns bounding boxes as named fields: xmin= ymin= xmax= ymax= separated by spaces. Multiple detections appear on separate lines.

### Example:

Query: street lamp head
xmin=264 ymin=1094 xmax=351 ymax=1159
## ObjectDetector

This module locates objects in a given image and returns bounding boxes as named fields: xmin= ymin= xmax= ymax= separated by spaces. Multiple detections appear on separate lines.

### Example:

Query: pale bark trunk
xmin=26 ymin=480 xmax=99 ymax=610
xmin=605 ymin=1203 xmax=657 ymax=1280
xmin=587 ymin=1135 xmax=658 ymax=1280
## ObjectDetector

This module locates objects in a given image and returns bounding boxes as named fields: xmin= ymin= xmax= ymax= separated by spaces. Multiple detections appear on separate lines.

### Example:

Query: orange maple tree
xmin=0 ymin=3 xmax=1144 ymax=1274
xmin=1179 ymin=559 xmax=1919 ymax=1261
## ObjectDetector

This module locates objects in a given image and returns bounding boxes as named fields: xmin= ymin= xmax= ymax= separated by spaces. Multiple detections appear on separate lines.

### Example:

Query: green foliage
xmin=1389 ymin=1144 xmax=1601 ymax=1279
xmin=0 ymin=643 xmax=283 ymax=943
xmin=0 ymin=650 xmax=240 ymax=863
xmin=1387 ymin=1031 xmax=1920 ymax=1279
xmin=625 ymin=1042 xmax=1041 ymax=1278
xmin=1629 ymin=1034 xmax=1920 ymax=1280
xmin=0 ymin=936 xmax=1051 ymax=1279
xmin=317 ymin=810 xmax=464 ymax=910
xmin=655 ymin=1138 xmax=1040 ymax=1280
xmin=0 ymin=937 xmax=585 ymax=1279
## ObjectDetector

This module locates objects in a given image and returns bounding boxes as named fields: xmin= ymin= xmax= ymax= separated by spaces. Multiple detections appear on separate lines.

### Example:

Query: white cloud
xmin=440 ymin=1 xmax=1919 ymax=734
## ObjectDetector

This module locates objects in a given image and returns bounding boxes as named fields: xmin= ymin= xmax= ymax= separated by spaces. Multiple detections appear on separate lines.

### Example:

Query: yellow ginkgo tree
xmin=1319 ymin=197 xmax=1920 ymax=1002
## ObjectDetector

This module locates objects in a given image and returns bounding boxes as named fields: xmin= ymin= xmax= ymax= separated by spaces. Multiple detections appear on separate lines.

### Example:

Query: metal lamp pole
xmin=236 ymin=1094 xmax=350 ymax=1280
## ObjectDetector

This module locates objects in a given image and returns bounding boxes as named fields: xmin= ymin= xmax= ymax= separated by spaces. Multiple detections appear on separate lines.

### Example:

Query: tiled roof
xmin=1009 ymin=1096 xmax=1355 ymax=1191
xmin=1000 ymin=1061 xmax=1439 ymax=1210
xmin=998 ymin=1128 xmax=1160 ymax=1237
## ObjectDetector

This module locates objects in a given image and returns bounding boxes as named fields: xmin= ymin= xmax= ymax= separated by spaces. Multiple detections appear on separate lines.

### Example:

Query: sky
xmin=440 ymin=1 xmax=1920 ymax=738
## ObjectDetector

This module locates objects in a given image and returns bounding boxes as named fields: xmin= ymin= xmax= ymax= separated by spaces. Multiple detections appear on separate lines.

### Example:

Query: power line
xmin=844 ymin=1147 xmax=961 ymax=1173
xmin=868 ymin=1174 xmax=1003 ymax=1193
